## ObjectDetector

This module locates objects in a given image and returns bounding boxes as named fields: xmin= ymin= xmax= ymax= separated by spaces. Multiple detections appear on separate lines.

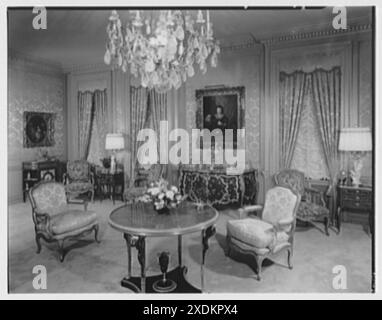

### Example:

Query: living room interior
xmin=8 ymin=7 xmax=374 ymax=293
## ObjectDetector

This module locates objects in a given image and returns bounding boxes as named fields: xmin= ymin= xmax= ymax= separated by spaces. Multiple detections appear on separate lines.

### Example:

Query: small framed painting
xmin=23 ymin=112 xmax=55 ymax=148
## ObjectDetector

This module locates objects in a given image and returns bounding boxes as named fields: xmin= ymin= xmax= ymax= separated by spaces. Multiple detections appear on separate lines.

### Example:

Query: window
xmin=290 ymin=91 xmax=329 ymax=179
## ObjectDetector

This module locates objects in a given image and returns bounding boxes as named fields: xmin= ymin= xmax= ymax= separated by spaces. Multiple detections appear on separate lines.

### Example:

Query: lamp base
xmin=110 ymin=154 xmax=116 ymax=174
xmin=350 ymin=153 xmax=364 ymax=187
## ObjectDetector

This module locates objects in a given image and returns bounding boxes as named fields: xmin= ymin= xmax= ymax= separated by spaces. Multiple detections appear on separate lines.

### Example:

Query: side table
xmin=96 ymin=170 xmax=124 ymax=204
xmin=336 ymin=185 xmax=373 ymax=234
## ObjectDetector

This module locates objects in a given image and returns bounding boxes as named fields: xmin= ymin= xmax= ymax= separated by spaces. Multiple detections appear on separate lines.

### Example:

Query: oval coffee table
xmin=109 ymin=201 xmax=218 ymax=293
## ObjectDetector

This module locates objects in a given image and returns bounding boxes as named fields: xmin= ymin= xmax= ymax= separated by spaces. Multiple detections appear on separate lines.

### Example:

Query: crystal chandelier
xmin=104 ymin=10 xmax=220 ymax=92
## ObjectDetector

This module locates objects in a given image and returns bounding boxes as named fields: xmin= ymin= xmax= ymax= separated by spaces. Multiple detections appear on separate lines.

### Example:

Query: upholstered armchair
xmin=28 ymin=181 xmax=100 ymax=262
xmin=274 ymin=169 xmax=330 ymax=236
xmin=226 ymin=186 xmax=301 ymax=280
xmin=124 ymin=164 xmax=165 ymax=203
xmin=64 ymin=160 xmax=95 ymax=202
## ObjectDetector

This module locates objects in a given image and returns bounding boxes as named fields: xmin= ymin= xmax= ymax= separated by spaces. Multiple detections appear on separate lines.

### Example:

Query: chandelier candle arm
xmin=104 ymin=10 xmax=220 ymax=92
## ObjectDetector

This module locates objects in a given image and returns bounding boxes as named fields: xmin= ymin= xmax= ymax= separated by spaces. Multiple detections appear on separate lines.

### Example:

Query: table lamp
xmin=338 ymin=127 xmax=372 ymax=186
xmin=105 ymin=133 xmax=125 ymax=174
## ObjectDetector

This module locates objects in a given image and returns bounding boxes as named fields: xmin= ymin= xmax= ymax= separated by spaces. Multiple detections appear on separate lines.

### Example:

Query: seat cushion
xmin=298 ymin=201 xmax=329 ymax=219
xmin=66 ymin=182 xmax=93 ymax=194
xmin=227 ymin=218 xmax=276 ymax=249
xmin=50 ymin=210 xmax=97 ymax=235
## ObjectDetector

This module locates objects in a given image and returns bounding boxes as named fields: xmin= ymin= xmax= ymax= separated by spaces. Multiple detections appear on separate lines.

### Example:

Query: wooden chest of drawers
xmin=336 ymin=185 xmax=373 ymax=233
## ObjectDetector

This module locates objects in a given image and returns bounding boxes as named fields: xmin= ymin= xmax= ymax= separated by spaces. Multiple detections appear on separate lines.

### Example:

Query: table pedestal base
xmin=153 ymin=278 xmax=177 ymax=293
xmin=121 ymin=266 xmax=201 ymax=293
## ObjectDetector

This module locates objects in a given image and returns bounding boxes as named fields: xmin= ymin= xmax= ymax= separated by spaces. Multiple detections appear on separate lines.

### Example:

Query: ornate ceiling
xmin=8 ymin=7 xmax=372 ymax=69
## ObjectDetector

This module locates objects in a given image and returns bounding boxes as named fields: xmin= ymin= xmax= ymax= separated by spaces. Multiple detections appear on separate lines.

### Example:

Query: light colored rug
xmin=8 ymin=200 xmax=372 ymax=293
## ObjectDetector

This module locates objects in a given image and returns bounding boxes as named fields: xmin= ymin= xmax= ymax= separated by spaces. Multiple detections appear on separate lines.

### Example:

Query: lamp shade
xmin=338 ymin=127 xmax=372 ymax=151
xmin=105 ymin=133 xmax=124 ymax=150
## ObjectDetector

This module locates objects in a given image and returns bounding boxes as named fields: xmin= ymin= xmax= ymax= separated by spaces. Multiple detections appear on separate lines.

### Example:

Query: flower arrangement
xmin=138 ymin=178 xmax=185 ymax=213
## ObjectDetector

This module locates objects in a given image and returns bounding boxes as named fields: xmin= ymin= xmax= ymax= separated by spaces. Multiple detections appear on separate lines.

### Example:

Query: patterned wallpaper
xmin=359 ymin=40 xmax=372 ymax=183
xmin=8 ymin=60 xmax=65 ymax=164
xmin=185 ymin=47 xmax=261 ymax=168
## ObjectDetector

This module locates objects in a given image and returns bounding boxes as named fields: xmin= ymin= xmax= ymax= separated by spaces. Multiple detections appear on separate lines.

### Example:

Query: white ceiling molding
xmin=262 ymin=24 xmax=372 ymax=45
xmin=10 ymin=23 xmax=372 ymax=76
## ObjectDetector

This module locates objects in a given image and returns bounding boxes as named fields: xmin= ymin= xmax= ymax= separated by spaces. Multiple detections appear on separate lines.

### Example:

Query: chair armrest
xmin=276 ymin=217 xmax=294 ymax=228
xmin=238 ymin=205 xmax=263 ymax=219
xmin=33 ymin=211 xmax=53 ymax=236
xmin=305 ymin=187 xmax=326 ymax=206
xmin=68 ymin=198 xmax=88 ymax=211
xmin=305 ymin=186 xmax=322 ymax=194
xmin=242 ymin=205 xmax=263 ymax=212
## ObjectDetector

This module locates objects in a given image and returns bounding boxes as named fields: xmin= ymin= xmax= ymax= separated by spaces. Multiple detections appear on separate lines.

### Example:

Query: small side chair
xmin=274 ymin=169 xmax=330 ymax=236
xmin=124 ymin=163 xmax=165 ymax=203
xmin=64 ymin=160 xmax=95 ymax=202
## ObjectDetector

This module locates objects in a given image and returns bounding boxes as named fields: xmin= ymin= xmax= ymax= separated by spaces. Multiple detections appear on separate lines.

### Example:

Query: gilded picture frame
xmin=195 ymin=86 xmax=245 ymax=149
xmin=23 ymin=112 xmax=55 ymax=148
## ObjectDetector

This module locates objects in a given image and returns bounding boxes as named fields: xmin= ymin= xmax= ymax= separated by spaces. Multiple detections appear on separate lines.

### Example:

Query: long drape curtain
xmin=149 ymin=89 xmax=168 ymax=134
xmin=310 ymin=67 xmax=341 ymax=190
xmin=279 ymin=71 xmax=308 ymax=168
xmin=148 ymin=89 xmax=168 ymax=177
xmin=94 ymin=89 xmax=108 ymax=159
xmin=87 ymin=89 xmax=108 ymax=165
xmin=130 ymin=86 xmax=149 ymax=186
xmin=78 ymin=91 xmax=94 ymax=160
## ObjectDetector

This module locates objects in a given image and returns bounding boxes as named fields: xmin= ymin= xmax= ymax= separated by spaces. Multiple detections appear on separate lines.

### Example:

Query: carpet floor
xmin=8 ymin=200 xmax=372 ymax=293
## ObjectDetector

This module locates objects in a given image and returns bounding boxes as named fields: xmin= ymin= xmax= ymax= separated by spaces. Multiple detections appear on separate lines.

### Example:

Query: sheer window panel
xmin=291 ymin=92 xmax=329 ymax=180
xmin=87 ymin=114 xmax=108 ymax=167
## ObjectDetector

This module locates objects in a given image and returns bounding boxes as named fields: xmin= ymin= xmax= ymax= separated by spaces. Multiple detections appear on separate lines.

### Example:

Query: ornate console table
xmin=179 ymin=166 xmax=258 ymax=208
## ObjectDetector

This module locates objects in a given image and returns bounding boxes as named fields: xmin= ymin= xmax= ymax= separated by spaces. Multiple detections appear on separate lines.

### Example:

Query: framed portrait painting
xmin=195 ymin=86 xmax=245 ymax=149
xmin=23 ymin=112 xmax=55 ymax=148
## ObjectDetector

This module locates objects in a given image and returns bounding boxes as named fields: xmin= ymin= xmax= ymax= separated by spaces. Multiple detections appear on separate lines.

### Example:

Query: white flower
xmin=158 ymin=192 xmax=165 ymax=200
xmin=149 ymin=187 xmax=160 ymax=196
xmin=144 ymin=59 xmax=155 ymax=73
xmin=171 ymin=186 xmax=178 ymax=193
xmin=166 ymin=190 xmax=175 ymax=200
xmin=154 ymin=203 xmax=162 ymax=210
xmin=170 ymin=202 xmax=177 ymax=208
xmin=155 ymin=200 xmax=165 ymax=209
